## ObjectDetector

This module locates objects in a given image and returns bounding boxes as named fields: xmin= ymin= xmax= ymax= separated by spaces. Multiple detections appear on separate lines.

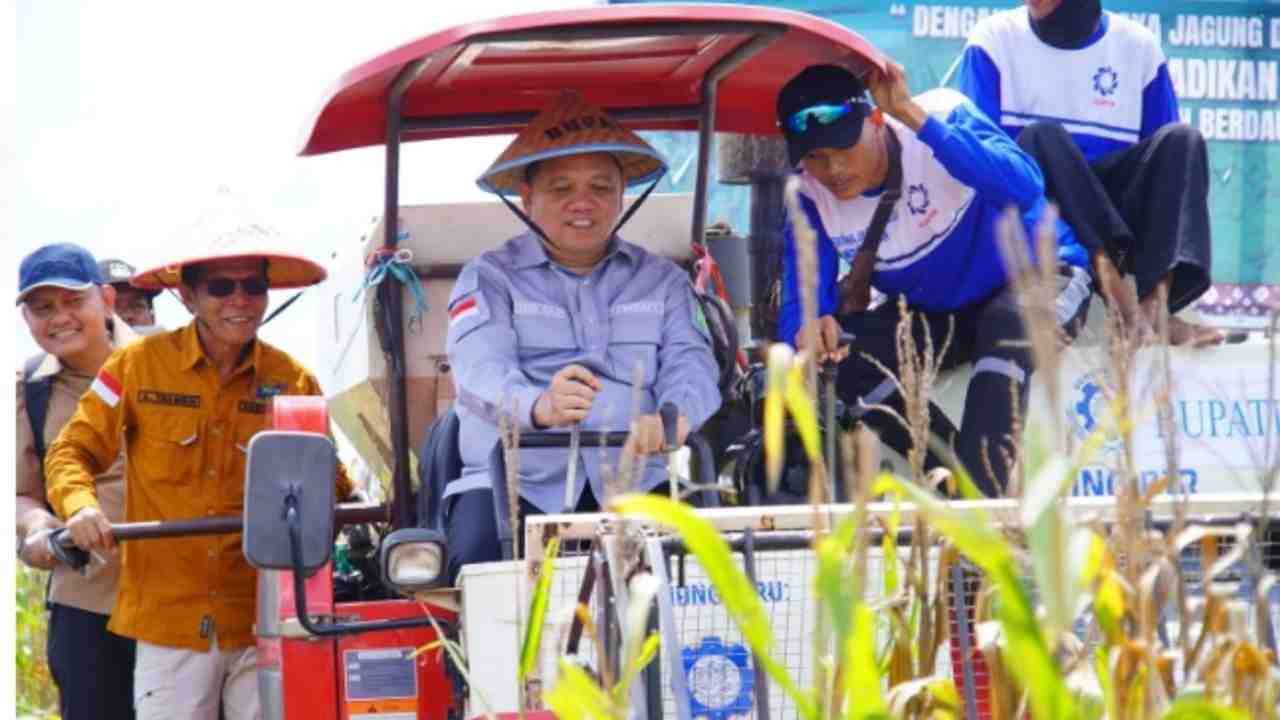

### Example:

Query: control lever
xmin=48 ymin=528 xmax=91 ymax=572
xmin=659 ymin=402 xmax=680 ymax=502
xmin=563 ymin=422 xmax=582 ymax=513
xmin=819 ymin=331 xmax=856 ymax=502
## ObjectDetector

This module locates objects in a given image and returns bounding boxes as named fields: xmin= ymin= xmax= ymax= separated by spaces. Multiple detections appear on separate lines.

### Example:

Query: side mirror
xmin=244 ymin=427 xmax=451 ymax=639
xmin=243 ymin=431 xmax=336 ymax=572
xmin=380 ymin=529 xmax=449 ymax=594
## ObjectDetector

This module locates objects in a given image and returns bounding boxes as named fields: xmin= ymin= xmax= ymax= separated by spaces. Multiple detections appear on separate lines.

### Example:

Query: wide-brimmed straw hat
xmin=132 ymin=193 xmax=327 ymax=290
xmin=477 ymin=91 xmax=666 ymax=196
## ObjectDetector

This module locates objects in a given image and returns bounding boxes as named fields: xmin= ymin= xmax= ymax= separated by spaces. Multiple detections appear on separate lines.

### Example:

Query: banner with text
xmin=624 ymin=0 xmax=1280 ymax=324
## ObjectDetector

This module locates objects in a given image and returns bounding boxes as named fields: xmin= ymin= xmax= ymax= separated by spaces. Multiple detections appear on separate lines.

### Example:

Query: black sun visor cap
xmin=777 ymin=64 xmax=873 ymax=167
xmin=98 ymin=259 xmax=161 ymax=298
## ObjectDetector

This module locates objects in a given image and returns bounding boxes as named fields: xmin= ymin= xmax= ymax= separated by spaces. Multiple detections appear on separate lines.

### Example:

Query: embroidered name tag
xmin=238 ymin=400 xmax=268 ymax=415
xmin=610 ymin=301 xmax=663 ymax=316
xmin=138 ymin=390 xmax=202 ymax=408
xmin=513 ymin=301 xmax=568 ymax=320
xmin=255 ymin=383 xmax=285 ymax=400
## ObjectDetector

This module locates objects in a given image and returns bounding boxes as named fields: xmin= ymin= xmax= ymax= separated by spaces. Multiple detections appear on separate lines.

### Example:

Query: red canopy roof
xmin=298 ymin=4 xmax=885 ymax=156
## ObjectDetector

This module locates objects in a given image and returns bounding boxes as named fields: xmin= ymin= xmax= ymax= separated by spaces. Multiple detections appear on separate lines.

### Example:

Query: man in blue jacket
xmin=956 ymin=0 xmax=1221 ymax=346
xmin=443 ymin=93 xmax=720 ymax=578
xmin=777 ymin=63 xmax=1091 ymax=497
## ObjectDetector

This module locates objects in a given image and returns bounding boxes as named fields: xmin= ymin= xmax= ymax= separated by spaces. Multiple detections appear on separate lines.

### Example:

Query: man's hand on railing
xmin=796 ymin=315 xmax=851 ymax=365
xmin=66 ymin=505 xmax=115 ymax=552
xmin=18 ymin=527 xmax=60 ymax=570
xmin=624 ymin=411 xmax=689 ymax=456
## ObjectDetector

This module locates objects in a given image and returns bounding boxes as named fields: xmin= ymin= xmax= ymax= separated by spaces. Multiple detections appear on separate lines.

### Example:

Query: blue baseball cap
xmin=16 ymin=243 xmax=104 ymax=305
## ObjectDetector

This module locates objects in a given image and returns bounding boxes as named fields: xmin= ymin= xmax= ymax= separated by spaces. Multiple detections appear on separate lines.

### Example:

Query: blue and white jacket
xmin=778 ymin=89 xmax=1084 ymax=347
xmin=956 ymin=8 xmax=1179 ymax=161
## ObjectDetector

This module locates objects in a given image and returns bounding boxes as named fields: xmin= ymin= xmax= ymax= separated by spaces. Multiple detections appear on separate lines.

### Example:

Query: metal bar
xmin=821 ymin=364 xmax=841 ymax=504
xmin=690 ymin=97 xmax=714 ymax=249
xmin=111 ymin=516 xmax=241 ymax=541
xmin=660 ymin=528 xmax=916 ymax=556
xmin=600 ymin=536 xmax=649 ymax=720
xmin=82 ymin=503 xmax=390 ymax=544
xmin=643 ymin=601 xmax=663 ymax=720
xmin=402 ymin=105 xmax=700 ymax=134
xmin=286 ymin=503 xmax=449 ymax=637
xmin=523 ymin=494 xmax=1276 ymax=559
xmin=690 ymin=30 xmax=783 ymax=248
xmin=655 ymin=516 xmax=1262 ymax=559
xmin=520 ymin=431 xmax=631 ymax=448
xmin=596 ymin=546 xmax=616 ymax=684
xmin=565 ymin=546 xmax=597 ymax=654
xmin=464 ymin=20 xmax=781 ymax=45
xmin=740 ymin=527 xmax=772 ymax=720
xmin=335 ymin=503 xmax=393 ymax=527
xmin=647 ymin=537 xmax=694 ymax=720
xmin=413 ymin=264 xmax=465 ymax=280
xmin=749 ymin=176 xmax=785 ymax=339
xmin=383 ymin=57 xmax=434 ymax=530
xmin=950 ymin=564 xmax=981 ymax=720
xmin=564 ymin=424 xmax=582 ymax=512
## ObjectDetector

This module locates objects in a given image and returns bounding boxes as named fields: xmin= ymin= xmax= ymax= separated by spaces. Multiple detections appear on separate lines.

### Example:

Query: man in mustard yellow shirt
xmin=46 ymin=241 xmax=352 ymax=720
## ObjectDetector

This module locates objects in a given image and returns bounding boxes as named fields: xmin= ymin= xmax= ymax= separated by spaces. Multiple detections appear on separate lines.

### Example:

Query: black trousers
xmin=837 ymin=269 xmax=1092 ymax=498
xmin=445 ymin=481 xmax=685 ymax=583
xmin=445 ymin=486 xmax=604 ymax=583
xmin=1016 ymin=121 xmax=1212 ymax=313
xmin=47 ymin=603 xmax=136 ymax=720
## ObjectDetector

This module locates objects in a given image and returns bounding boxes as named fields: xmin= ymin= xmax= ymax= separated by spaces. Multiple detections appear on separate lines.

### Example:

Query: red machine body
xmin=262 ymin=397 xmax=457 ymax=718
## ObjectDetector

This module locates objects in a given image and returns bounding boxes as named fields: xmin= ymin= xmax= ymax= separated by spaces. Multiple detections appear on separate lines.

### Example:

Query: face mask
xmin=1029 ymin=0 xmax=1103 ymax=49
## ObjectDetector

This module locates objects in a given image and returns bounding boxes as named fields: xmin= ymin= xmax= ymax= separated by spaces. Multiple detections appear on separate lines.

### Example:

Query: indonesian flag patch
xmin=91 ymin=369 xmax=123 ymax=408
xmin=449 ymin=296 xmax=480 ymax=327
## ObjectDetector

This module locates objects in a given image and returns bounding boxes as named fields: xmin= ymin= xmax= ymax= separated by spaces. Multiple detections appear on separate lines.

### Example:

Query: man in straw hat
xmin=16 ymin=242 xmax=138 ymax=720
xmin=776 ymin=62 xmax=1093 ymax=498
xmin=45 ymin=226 xmax=353 ymax=720
xmin=443 ymin=91 xmax=720 ymax=579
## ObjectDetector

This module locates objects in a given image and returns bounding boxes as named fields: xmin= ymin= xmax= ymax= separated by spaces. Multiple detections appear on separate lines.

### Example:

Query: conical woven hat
xmin=477 ymin=91 xmax=666 ymax=196
xmin=132 ymin=192 xmax=326 ymax=290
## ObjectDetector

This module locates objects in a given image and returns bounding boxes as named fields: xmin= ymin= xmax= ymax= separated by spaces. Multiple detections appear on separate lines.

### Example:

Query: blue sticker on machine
xmin=681 ymin=635 xmax=753 ymax=719
xmin=343 ymin=648 xmax=417 ymax=701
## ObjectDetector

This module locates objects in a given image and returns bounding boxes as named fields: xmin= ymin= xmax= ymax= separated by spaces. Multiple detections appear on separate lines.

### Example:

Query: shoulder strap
xmin=838 ymin=125 xmax=904 ymax=314
xmin=23 ymin=354 xmax=54 ymax=464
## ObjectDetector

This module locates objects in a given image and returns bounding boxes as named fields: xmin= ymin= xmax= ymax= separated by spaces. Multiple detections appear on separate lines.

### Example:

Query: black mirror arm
xmin=285 ymin=500 xmax=452 ymax=637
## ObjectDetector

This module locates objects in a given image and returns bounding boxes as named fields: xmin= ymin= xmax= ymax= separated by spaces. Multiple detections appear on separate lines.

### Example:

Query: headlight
xmin=379 ymin=528 xmax=449 ymax=594
xmin=388 ymin=543 xmax=443 ymax=585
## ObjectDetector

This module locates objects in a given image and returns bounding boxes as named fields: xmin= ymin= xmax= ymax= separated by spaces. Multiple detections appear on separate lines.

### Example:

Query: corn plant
xmin=15 ymin=566 xmax=59 ymax=719
xmin=596 ymin=201 xmax=1278 ymax=719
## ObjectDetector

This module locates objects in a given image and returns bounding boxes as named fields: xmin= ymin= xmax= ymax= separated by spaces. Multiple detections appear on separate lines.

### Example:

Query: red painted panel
xmin=947 ymin=586 xmax=992 ymax=719
xmin=335 ymin=599 xmax=460 ymax=720
xmin=267 ymin=398 xmax=342 ymax=719
xmin=276 ymin=566 xmax=340 ymax=720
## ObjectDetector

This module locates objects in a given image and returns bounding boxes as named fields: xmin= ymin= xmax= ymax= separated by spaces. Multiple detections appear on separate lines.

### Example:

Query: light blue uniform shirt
xmin=444 ymin=231 xmax=721 ymax=512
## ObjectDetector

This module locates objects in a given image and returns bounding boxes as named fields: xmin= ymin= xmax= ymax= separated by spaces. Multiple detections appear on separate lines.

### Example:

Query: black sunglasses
xmin=204 ymin=277 xmax=268 ymax=298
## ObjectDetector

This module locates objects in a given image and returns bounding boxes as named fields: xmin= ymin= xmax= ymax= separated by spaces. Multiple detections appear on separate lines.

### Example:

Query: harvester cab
xmin=46 ymin=4 xmax=1279 ymax=720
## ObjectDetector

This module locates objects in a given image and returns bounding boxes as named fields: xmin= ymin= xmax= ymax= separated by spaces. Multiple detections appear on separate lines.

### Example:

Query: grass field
xmin=15 ymin=566 xmax=59 ymax=719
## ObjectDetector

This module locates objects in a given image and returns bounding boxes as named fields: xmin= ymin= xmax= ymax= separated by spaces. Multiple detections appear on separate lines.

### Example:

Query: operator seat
xmin=416 ymin=408 xmax=463 ymax=532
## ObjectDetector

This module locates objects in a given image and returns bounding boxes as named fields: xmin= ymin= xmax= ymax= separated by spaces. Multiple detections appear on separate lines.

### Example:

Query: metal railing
xmin=520 ymin=494 xmax=1279 ymax=720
